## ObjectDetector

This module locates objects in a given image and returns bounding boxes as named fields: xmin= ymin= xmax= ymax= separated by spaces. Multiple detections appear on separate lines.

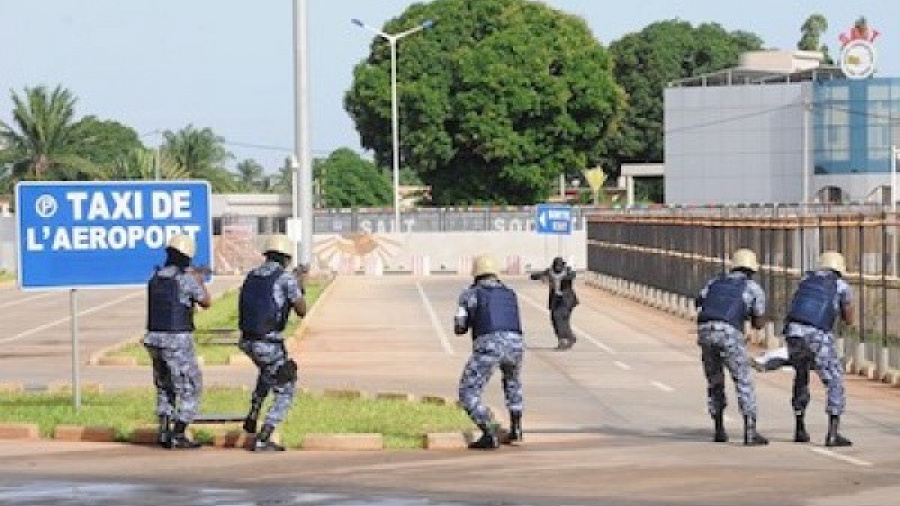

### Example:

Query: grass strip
xmin=0 ymin=270 xmax=14 ymax=283
xmin=0 ymin=387 xmax=473 ymax=449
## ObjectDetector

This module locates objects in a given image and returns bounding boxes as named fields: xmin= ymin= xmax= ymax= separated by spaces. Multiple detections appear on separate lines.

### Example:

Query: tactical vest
xmin=787 ymin=271 xmax=838 ymax=331
xmin=697 ymin=275 xmax=748 ymax=330
xmin=147 ymin=269 xmax=194 ymax=332
xmin=472 ymin=285 xmax=522 ymax=338
xmin=239 ymin=268 xmax=289 ymax=337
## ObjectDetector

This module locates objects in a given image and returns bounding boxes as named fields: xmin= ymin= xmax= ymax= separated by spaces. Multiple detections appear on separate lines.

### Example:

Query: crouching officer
xmin=239 ymin=234 xmax=306 ymax=451
xmin=530 ymin=257 xmax=579 ymax=350
xmin=784 ymin=251 xmax=853 ymax=447
xmin=695 ymin=248 xmax=768 ymax=446
xmin=143 ymin=234 xmax=211 ymax=449
xmin=455 ymin=254 xmax=525 ymax=450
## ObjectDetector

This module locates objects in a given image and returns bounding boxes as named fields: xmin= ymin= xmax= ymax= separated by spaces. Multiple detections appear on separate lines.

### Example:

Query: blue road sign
xmin=535 ymin=204 xmax=572 ymax=235
xmin=16 ymin=181 xmax=212 ymax=290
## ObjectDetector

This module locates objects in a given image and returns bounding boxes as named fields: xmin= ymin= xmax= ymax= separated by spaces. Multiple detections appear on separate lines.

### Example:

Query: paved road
xmin=0 ymin=275 xmax=899 ymax=505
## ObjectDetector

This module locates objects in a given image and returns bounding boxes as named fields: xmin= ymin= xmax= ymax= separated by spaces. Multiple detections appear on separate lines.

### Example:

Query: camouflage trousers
xmin=786 ymin=325 xmax=845 ymax=416
xmin=239 ymin=338 xmax=297 ymax=427
xmin=458 ymin=332 xmax=524 ymax=428
xmin=697 ymin=324 xmax=758 ymax=417
xmin=145 ymin=342 xmax=203 ymax=424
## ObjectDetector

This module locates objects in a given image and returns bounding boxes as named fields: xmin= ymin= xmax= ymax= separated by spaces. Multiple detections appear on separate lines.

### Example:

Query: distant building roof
xmin=669 ymin=50 xmax=845 ymax=88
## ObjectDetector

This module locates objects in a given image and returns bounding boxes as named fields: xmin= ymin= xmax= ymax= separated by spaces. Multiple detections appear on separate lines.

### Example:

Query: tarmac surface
xmin=1 ymin=274 xmax=899 ymax=506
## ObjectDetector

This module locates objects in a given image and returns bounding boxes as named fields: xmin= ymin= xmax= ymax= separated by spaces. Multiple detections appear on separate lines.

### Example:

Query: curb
xmin=0 ymin=383 xmax=25 ymax=394
xmin=423 ymin=432 xmax=469 ymax=450
xmin=376 ymin=392 xmax=415 ymax=402
xmin=288 ymin=275 xmax=339 ymax=353
xmin=0 ymin=423 xmax=39 ymax=440
xmin=53 ymin=425 xmax=117 ymax=443
xmin=47 ymin=382 xmax=104 ymax=394
xmin=323 ymin=388 xmax=363 ymax=399
xmin=302 ymin=433 xmax=383 ymax=451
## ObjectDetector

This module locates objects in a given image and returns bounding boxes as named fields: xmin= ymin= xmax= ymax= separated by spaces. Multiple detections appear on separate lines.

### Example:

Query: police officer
xmin=784 ymin=251 xmax=853 ymax=447
xmin=455 ymin=254 xmax=525 ymax=450
xmin=143 ymin=234 xmax=211 ymax=449
xmin=695 ymin=248 xmax=768 ymax=446
xmin=238 ymin=234 xmax=306 ymax=452
xmin=530 ymin=257 xmax=579 ymax=350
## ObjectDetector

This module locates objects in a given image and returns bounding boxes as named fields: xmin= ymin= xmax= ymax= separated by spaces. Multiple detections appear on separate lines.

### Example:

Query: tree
xmin=314 ymin=148 xmax=391 ymax=208
xmin=345 ymin=0 xmax=626 ymax=205
xmin=608 ymin=21 xmax=763 ymax=169
xmin=234 ymin=158 xmax=266 ymax=192
xmin=0 ymin=85 xmax=98 ymax=182
xmin=270 ymin=157 xmax=294 ymax=194
xmin=113 ymin=147 xmax=190 ymax=181
xmin=161 ymin=125 xmax=236 ymax=192
xmin=71 ymin=116 xmax=144 ymax=175
xmin=798 ymin=13 xmax=832 ymax=64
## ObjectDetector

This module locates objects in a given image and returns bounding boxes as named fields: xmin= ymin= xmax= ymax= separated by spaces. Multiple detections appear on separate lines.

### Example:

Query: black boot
xmin=468 ymin=424 xmax=499 ymax=450
xmin=712 ymin=412 xmax=727 ymax=443
xmin=253 ymin=424 xmax=285 ymax=452
xmin=506 ymin=411 xmax=522 ymax=444
xmin=243 ymin=401 xmax=262 ymax=434
xmin=794 ymin=411 xmax=810 ymax=443
xmin=825 ymin=415 xmax=852 ymax=447
xmin=156 ymin=415 xmax=172 ymax=448
xmin=743 ymin=415 xmax=769 ymax=446
xmin=169 ymin=420 xmax=201 ymax=449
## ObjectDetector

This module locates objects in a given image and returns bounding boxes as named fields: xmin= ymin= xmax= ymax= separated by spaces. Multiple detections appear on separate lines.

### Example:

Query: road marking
xmin=650 ymin=380 xmax=675 ymax=393
xmin=0 ymin=291 xmax=55 ymax=309
xmin=724 ymin=414 xmax=734 ymax=423
xmin=415 ymin=281 xmax=455 ymax=355
xmin=809 ymin=447 xmax=873 ymax=467
xmin=0 ymin=291 xmax=143 ymax=344
xmin=518 ymin=292 xmax=616 ymax=354
xmin=614 ymin=360 xmax=632 ymax=371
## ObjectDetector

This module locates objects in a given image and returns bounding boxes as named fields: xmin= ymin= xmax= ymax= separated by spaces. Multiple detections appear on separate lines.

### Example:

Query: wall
xmin=0 ymin=216 xmax=14 ymax=271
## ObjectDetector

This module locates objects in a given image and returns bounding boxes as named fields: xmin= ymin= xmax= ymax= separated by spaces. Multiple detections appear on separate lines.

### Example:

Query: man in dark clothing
xmin=530 ymin=257 xmax=579 ymax=350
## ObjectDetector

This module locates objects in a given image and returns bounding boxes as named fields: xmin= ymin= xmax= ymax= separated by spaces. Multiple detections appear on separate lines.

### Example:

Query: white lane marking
xmin=415 ymin=281 xmax=455 ymax=356
xmin=809 ymin=447 xmax=873 ymax=467
xmin=0 ymin=291 xmax=143 ymax=344
xmin=614 ymin=360 xmax=632 ymax=371
xmin=724 ymin=414 xmax=734 ymax=423
xmin=518 ymin=292 xmax=616 ymax=354
xmin=650 ymin=380 xmax=675 ymax=393
xmin=0 ymin=292 xmax=55 ymax=309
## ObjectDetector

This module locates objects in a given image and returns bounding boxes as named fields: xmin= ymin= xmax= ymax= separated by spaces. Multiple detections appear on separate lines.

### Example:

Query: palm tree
xmin=234 ymin=158 xmax=265 ymax=192
xmin=114 ymin=147 xmax=190 ymax=181
xmin=270 ymin=156 xmax=295 ymax=194
xmin=0 ymin=85 xmax=97 ymax=182
xmin=161 ymin=125 xmax=236 ymax=192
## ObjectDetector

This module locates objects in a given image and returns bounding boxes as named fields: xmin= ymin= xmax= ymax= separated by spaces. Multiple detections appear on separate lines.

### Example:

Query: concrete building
xmin=665 ymin=49 xmax=898 ymax=205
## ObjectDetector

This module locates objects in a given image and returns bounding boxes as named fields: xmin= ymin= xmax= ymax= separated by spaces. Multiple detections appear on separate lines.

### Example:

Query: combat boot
xmin=468 ymin=424 xmax=499 ymax=450
xmin=743 ymin=416 xmax=769 ymax=446
xmin=243 ymin=402 xmax=262 ymax=434
xmin=506 ymin=411 xmax=523 ymax=444
xmin=156 ymin=415 xmax=172 ymax=448
xmin=169 ymin=421 xmax=201 ymax=449
xmin=253 ymin=424 xmax=285 ymax=452
xmin=794 ymin=411 xmax=810 ymax=443
xmin=825 ymin=415 xmax=852 ymax=447
xmin=712 ymin=411 xmax=727 ymax=443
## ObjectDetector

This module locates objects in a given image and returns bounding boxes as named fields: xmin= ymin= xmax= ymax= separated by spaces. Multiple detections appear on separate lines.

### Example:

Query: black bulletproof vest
xmin=472 ymin=284 xmax=522 ymax=338
xmin=239 ymin=268 xmax=288 ymax=336
xmin=697 ymin=275 xmax=748 ymax=330
xmin=788 ymin=271 xmax=839 ymax=331
xmin=147 ymin=269 xmax=194 ymax=332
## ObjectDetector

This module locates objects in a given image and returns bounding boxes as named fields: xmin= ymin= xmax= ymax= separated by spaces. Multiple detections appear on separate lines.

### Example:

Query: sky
xmin=2 ymin=0 xmax=899 ymax=174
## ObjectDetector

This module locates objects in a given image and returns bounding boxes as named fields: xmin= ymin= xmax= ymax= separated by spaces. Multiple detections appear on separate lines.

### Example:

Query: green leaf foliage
xmin=161 ymin=125 xmax=236 ymax=192
xmin=70 ymin=116 xmax=144 ymax=174
xmin=314 ymin=148 xmax=392 ymax=208
xmin=345 ymin=0 xmax=625 ymax=205
xmin=608 ymin=20 xmax=763 ymax=168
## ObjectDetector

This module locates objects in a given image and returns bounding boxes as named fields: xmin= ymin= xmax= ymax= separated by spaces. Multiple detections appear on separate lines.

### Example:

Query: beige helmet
xmin=819 ymin=251 xmax=846 ymax=275
xmin=471 ymin=254 xmax=499 ymax=278
xmin=167 ymin=234 xmax=196 ymax=259
xmin=264 ymin=234 xmax=294 ymax=257
xmin=731 ymin=248 xmax=759 ymax=272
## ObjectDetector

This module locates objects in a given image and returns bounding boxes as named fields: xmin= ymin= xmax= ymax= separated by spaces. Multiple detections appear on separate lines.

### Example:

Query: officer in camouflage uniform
xmin=784 ymin=251 xmax=853 ymax=447
xmin=696 ymin=248 xmax=768 ymax=446
xmin=143 ymin=234 xmax=211 ymax=449
xmin=239 ymin=234 xmax=306 ymax=452
xmin=455 ymin=254 xmax=524 ymax=450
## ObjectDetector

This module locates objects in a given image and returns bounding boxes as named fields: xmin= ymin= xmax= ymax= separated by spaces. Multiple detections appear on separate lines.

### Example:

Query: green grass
xmin=0 ymin=270 xmax=14 ymax=283
xmin=111 ymin=281 xmax=325 ymax=365
xmin=0 ymin=388 xmax=474 ymax=449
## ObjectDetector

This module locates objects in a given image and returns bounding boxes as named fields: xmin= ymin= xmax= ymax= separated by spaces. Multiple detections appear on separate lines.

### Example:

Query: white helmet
xmin=263 ymin=234 xmax=294 ymax=257
xmin=731 ymin=248 xmax=759 ymax=273
xmin=819 ymin=251 xmax=846 ymax=276
xmin=471 ymin=254 xmax=499 ymax=278
xmin=167 ymin=234 xmax=196 ymax=259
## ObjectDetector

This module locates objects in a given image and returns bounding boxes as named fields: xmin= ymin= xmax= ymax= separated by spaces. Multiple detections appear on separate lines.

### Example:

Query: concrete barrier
xmin=302 ymin=433 xmax=383 ymax=451
xmin=424 ymin=432 xmax=469 ymax=450
xmin=0 ymin=423 xmax=39 ymax=440
xmin=54 ymin=425 xmax=117 ymax=443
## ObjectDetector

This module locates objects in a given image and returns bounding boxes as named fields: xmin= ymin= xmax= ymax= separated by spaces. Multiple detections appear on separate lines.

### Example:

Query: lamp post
xmin=352 ymin=17 xmax=433 ymax=233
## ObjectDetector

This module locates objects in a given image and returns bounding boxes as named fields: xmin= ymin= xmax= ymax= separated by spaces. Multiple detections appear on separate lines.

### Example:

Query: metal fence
xmin=586 ymin=206 xmax=900 ymax=371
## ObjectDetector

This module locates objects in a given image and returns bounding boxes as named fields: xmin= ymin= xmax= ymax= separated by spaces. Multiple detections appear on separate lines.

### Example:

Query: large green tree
xmin=608 ymin=21 xmax=763 ymax=168
xmin=798 ymin=13 xmax=833 ymax=64
xmin=345 ymin=0 xmax=625 ymax=205
xmin=113 ymin=147 xmax=190 ymax=181
xmin=71 ymin=116 xmax=144 ymax=174
xmin=314 ymin=148 xmax=392 ymax=208
xmin=0 ymin=85 xmax=98 ymax=182
xmin=161 ymin=125 xmax=236 ymax=192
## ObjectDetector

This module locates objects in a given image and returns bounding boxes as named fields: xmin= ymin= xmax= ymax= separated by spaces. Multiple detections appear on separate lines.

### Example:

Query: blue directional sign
xmin=16 ymin=181 xmax=212 ymax=290
xmin=535 ymin=204 xmax=572 ymax=235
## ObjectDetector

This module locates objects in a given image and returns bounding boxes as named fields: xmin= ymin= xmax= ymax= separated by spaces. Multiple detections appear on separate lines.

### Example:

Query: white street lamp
xmin=352 ymin=17 xmax=433 ymax=233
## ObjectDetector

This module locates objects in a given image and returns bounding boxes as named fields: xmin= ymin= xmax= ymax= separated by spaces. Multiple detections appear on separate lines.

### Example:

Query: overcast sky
xmin=1 ymin=0 xmax=897 ymax=172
